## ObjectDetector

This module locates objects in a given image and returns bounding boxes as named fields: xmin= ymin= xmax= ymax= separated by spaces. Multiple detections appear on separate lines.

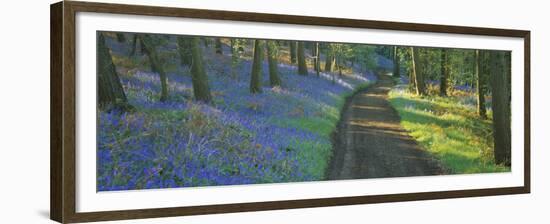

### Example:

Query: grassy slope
xmin=388 ymin=86 xmax=509 ymax=174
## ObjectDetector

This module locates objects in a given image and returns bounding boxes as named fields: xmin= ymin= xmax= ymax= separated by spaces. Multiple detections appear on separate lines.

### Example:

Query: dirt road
xmin=327 ymin=75 xmax=444 ymax=180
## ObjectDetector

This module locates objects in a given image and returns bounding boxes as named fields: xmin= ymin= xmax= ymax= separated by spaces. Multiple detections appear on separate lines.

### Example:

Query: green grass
xmin=292 ymin=140 xmax=332 ymax=180
xmin=388 ymin=86 xmax=509 ymax=174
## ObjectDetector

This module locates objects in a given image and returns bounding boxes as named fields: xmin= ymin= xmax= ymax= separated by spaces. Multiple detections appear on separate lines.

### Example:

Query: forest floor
xmin=327 ymin=74 xmax=444 ymax=179
xmin=98 ymin=35 xmax=382 ymax=190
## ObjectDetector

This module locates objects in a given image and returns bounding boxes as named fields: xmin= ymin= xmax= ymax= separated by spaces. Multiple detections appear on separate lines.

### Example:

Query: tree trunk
xmin=336 ymin=56 xmax=343 ymax=77
xmin=266 ymin=40 xmax=282 ymax=87
xmin=476 ymin=50 xmax=487 ymax=119
xmin=331 ymin=57 xmax=336 ymax=72
xmin=314 ymin=42 xmax=321 ymax=76
xmin=250 ymin=40 xmax=264 ymax=94
xmin=230 ymin=39 xmax=240 ymax=79
xmin=393 ymin=46 xmax=400 ymax=78
xmin=440 ymin=49 xmax=449 ymax=96
xmin=140 ymin=35 xmax=168 ymax=102
xmin=176 ymin=37 xmax=193 ymax=66
xmin=97 ymin=33 xmax=131 ymax=111
xmin=297 ymin=41 xmax=308 ymax=75
xmin=289 ymin=41 xmax=297 ymax=64
xmin=410 ymin=47 xmax=426 ymax=96
xmin=490 ymin=51 xmax=511 ymax=165
xmin=215 ymin=38 xmax=223 ymax=54
xmin=190 ymin=37 xmax=212 ymax=102
xmin=129 ymin=34 xmax=139 ymax=57
xmin=325 ymin=47 xmax=334 ymax=72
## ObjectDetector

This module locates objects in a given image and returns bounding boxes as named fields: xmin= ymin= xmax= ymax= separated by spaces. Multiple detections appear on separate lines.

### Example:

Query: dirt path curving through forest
xmin=327 ymin=74 xmax=444 ymax=180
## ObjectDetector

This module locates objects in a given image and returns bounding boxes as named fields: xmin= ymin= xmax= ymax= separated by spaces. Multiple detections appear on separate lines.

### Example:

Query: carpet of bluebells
xmin=98 ymin=36 xmax=377 ymax=191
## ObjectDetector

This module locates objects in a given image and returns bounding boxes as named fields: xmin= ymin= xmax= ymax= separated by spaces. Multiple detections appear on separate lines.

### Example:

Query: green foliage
xmin=389 ymin=88 xmax=509 ymax=173
xmin=351 ymin=45 xmax=377 ymax=71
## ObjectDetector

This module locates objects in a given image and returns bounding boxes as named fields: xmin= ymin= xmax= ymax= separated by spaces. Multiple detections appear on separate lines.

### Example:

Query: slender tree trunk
xmin=338 ymin=64 xmax=343 ymax=77
xmin=410 ymin=47 xmax=426 ymax=96
xmin=97 ymin=33 xmax=131 ymax=111
xmin=331 ymin=56 xmax=336 ymax=73
xmin=129 ymin=34 xmax=139 ymax=57
xmin=176 ymin=37 xmax=193 ymax=66
xmin=393 ymin=46 xmax=400 ymax=78
xmin=408 ymin=70 xmax=415 ymax=92
xmin=314 ymin=42 xmax=321 ymax=76
xmin=215 ymin=38 xmax=223 ymax=54
xmin=490 ymin=51 xmax=511 ymax=165
xmin=440 ymin=49 xmax=449 ymax=96
xmin=312 ymin=43 xmax=318 ymax=73
xmin=140 ymin=35 xmax=168 ymax=102
xmin=266 ymin=40 xmax=282 ymax=87
xmin=230 ymin=39 xmax=240 ymax=79
xmin=476 ymin=50 xmax=487 ymax=119
xmin=289 ymin=41 xmax=297 ymax=64
xmin=250 ymin=40 xmax=264 ymax=94
xmin=297 ymin=41 xmax=308 ymax=75
xmin=190 ymin=37 xmax=212 ymax=102
xmin=325 ymin=47 xmax=334 ymax=72
xmin=336 ymin=56 xmax=343 ymax=77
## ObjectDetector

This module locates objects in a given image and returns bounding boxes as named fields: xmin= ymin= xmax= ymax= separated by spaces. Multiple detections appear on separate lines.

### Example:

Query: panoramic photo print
xmin=96 ymin=31 xmax=512 ymax=191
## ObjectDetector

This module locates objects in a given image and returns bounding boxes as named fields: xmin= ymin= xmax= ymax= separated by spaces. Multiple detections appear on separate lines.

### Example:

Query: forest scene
xmin=97 ymin=31 xmax=511 ymax=191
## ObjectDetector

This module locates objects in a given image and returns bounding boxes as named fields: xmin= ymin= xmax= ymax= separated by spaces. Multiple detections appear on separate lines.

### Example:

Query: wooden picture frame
xmin=51 ymin=1 xmax=530 ymax=223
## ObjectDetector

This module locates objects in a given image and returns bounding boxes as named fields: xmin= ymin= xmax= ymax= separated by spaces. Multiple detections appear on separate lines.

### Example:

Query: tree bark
xmin=250 ymin=40 xmax=264 ymax=94
xmin=476 ymin=50 xmax=487 ymax=119
xmin=189 ymin=37 xmax=212 ymax=102
xmin=440 ymin=49 xmax=449 ymax=96
xmin=393 ymin=46 xmax=400 ymax=78
xmin=176 ymin=37 xmax=193 ymax=66
xmin=215 ymin=38 xmax=223 ymax=54
xmin=490 ymin=51 xmax=511 ymax=165
xmin=129 ymin=34 xmax=139 ymax=57
xmin=97 ymin=33 xmax=131 ymax=111
xmin=411 ymin=47 xmax=426 ymax=96
xmin=336 ymin=55 xmax=343 ymax=77
xmin=315 ymin=43 xmax=321 ymax=76
xmin=140 ymin=35 xmax=169 ymax=102
xmin=230 ymin=39 xmax=240 ymax=79
xmin=289 ymin=41 xmax=297 ymax=64
xmin=325 ymin=46 xmax=334 ymax=72
xmin=266 ymin=40 xmax=282 ymax=87
xmin=297 ymin=41 xmax=308 ymax=75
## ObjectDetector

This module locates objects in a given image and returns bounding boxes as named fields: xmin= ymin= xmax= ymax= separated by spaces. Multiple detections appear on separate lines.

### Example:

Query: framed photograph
xmin=51 ymin=1 xmax=530 ymax=223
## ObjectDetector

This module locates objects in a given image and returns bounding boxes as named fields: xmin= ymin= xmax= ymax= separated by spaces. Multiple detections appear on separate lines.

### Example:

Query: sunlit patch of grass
xmin=388 ymin=87 xmax=509 ymax=174
xmin=274 ymin=116 xmax=335 ymax=138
